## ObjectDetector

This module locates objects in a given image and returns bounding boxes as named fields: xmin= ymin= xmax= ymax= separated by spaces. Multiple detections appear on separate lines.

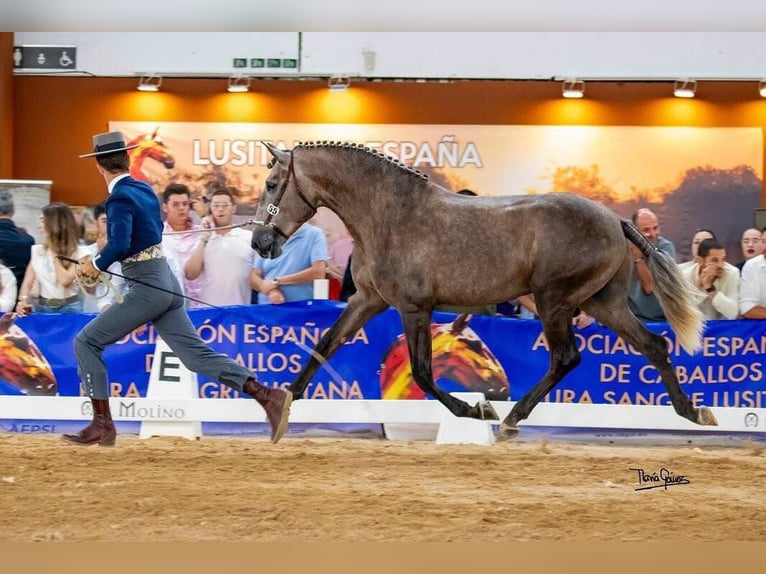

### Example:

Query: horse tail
xmin=620 ymin=219 xmax=704 ymax=354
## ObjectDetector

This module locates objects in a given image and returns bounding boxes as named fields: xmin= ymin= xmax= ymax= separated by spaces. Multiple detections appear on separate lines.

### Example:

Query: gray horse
xmin=251 ymin=141 xmax=717 ymax=441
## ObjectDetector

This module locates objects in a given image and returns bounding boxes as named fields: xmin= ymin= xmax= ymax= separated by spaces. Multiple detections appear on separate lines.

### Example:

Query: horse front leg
xmin=400 ymin=308 xmax=499 ymax=421
xmin=498 ymin=312 xmax=580 ymax=441
xmin=289 ymin=293 xmax=389 ymax=399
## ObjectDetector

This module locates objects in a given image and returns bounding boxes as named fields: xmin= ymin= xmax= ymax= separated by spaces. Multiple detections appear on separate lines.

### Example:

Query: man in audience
xmin=678 ymin=229 xmax=715 ymax=272
xmin=736 ymin=227 xmax=763 ymax=273
xmin=184 ymin=189 xmax=253 ymax=307
xmin=739 ymin=246 xmax=766 ymax=319
xmin=250 ymin=221 xmax=329 ymax=304
xmin=161 ymin=183 xmax=204 ymax=305
xmin=628 ymin=207 xmax=676 ymax=322
xmin=0 ymin=191 xmax=35 ymax=289
xmin=681 ymin=237 xmax=739 ymax=320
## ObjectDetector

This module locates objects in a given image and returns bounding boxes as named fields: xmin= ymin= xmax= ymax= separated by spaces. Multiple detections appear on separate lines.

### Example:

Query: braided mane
xmin=294 ymin=141 xmax=429 ymax=181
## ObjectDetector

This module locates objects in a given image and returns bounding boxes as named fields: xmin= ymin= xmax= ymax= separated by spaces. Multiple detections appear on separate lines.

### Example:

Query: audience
xmin=678 ymin=229 xmax=715 ymax=272
xmin=184 ymin=189 xmax=254 ymax=307
xmin=0 ymin=260 xmax=17 ymax=312
xmin=15 ymin=203 xmax=90 ymax=315
xmin=681 ymin=237 xmax=740 ymax=320
xmin=736 ymin=227 xmax=763 ymax=273
xmin=628 ymin=207 xmax=676 ymax=322
xmin=0 ymin=190 xmax=35 ymax=291
xmin=161 ymin=184 xmax=203 ymax=306
xmin=739 ymin=248 xmax=766 ymax=319
xmin=250 ymin=222 xmax=329 ymax=304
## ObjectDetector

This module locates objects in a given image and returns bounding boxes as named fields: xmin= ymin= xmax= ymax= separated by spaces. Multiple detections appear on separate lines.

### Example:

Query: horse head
xmin=127 ymin=128 xmax=176 ymax=182
xmin=252 ymin=142 xmax=318 ymax=259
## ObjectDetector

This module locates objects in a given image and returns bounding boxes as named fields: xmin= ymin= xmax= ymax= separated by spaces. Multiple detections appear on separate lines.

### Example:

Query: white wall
xmin=13 ymin=32 xmax=766 ymax=80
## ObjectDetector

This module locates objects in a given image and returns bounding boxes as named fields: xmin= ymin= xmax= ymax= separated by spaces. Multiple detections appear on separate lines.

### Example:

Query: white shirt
xmin=0 ymin=265 xmax=17 ymax=312
xmin=681 ymin=261 xmax=740 ymax=320
xmin=196 ymin=228 xmax=254 ymax=307
xmin=83 ymin=242 xmax=126 ymax=313
xmin=739 ymin=254 xmax=766 ymax=316
xmin=162 ymin=220 xmax=203 ymax=306
xmin=30 ymin=244 xmax=91 ymax=300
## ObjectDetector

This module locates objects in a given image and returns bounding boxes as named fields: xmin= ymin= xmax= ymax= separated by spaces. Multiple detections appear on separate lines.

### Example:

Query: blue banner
xmin=2 ymin=303 xmax=765 ymax=411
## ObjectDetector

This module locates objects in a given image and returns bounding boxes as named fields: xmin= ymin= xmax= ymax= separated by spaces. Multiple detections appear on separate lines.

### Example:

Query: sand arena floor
xmin=0 ymin=433 xmax=765 ymax=542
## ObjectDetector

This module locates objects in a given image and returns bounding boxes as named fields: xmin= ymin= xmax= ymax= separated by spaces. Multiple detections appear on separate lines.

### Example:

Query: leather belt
xmin=37 ymin=294 xmax=80 ymax=309
xmin=123 ymin=243 xmax=164 ymax=264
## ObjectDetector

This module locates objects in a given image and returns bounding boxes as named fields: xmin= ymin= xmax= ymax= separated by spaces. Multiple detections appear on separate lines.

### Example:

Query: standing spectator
xmin=681 ymin=238 xmax=740 ymax=320
xmin=250 ymin=222 xmax=329 ymax=304
xmin=736 ymin=227 xmax=763 ymax=273
xmin=628 ymin=207 xmax=676 ymax=322
xmin=0 ymin=191 xmax=35 ymax=290
xmin=15 ymin=203 xmax=90 ymax=315
xmin=0 ymin=260 xmax=17 ymax=312
xmin=161 ymin=183 xmax=203 ymax=305
xmin=677 ymin=229 xmax=715 ymax=272
xmin=184 ymin=189 xmax=254 ymax=307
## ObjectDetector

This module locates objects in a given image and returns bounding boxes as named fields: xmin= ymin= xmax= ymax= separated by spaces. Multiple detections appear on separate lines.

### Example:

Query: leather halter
xmin=261 ymin=149 xmax=317 ymax=239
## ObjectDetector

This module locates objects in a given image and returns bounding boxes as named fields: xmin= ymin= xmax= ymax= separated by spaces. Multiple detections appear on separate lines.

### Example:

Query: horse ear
xmin=262 ymin=141 xmax=288 ymax=162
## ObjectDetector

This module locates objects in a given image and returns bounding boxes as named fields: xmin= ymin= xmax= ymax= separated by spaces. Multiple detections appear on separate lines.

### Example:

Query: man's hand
xmin=78 ymin=255 xmax=100 ymax=280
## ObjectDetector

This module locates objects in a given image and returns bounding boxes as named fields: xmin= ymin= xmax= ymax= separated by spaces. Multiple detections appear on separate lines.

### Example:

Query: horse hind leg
xmin=581 ymin=298 xmax=717 ymax=427
xmin=498 ymin=310 xmax=581 ymax=441
xmin=400 ymin=308 xmax=499 ymax=421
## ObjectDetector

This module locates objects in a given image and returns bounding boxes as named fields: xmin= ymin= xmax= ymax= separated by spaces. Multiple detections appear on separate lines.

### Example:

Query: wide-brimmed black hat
xmin=79 ymin=131 xmax=139 ymax=158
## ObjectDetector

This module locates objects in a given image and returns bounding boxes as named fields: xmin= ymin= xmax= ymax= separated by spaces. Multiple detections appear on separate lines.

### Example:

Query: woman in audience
xmin=15 ymin=203 xmax=91 ymax=315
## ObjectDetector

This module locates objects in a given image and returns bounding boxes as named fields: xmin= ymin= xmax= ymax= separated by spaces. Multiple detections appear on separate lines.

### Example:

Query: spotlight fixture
xmin=561 ymin=79 xmax=585 ymax=99
xmin=673 ymin=78 xmax=696 ymax=98
xmin=328 ymin=74 xmax=351 ymax=92
xmin=759 ymin=80 xmax=766 ymax=98
xmin=137 ymin=74 xmax=162 ymax=92
xmin=227 ymin=75 xmax=250 ymax=93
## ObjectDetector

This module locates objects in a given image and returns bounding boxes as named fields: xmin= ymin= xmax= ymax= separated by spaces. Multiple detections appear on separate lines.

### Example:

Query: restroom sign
xmin=13 ymin=45 xmax=77 ymax=70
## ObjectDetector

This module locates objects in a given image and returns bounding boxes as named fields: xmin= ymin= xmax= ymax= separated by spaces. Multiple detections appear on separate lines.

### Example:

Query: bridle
xmin=258 ymin=149 xmax=317 ymax=239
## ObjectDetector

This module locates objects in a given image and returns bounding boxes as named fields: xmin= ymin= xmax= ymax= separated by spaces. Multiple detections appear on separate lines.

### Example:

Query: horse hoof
xmin=478 ymin=401 xmax=499 ymax=421
xmin=496 ymin=423 xmax=519 ymax=442
xmin=697 ymin=407 xmax=718 ymax=426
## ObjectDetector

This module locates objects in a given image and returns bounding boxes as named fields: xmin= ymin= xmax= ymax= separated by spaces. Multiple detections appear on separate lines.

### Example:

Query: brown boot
xmin=243 ymin=378 xmax=292 ymax=444
xmin=62 ymin=398 xmax=116 ymax=447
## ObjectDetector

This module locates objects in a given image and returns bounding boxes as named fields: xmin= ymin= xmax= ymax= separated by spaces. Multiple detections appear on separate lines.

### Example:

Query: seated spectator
xmin=681 ymin=238 xmax=739 ymax=320
xmin=250 ymin=222 xmax=329 ymax=304
xmin=736 ymin=227 xmax=763 ymax=273
xmin=678 ymin=229 xmax=715 ymax=272
xmin=739 ymin=250 xmax=766 ymax=319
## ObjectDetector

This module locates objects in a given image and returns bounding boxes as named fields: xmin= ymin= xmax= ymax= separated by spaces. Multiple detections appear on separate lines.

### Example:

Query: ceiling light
xmin=328 ymin=74 xmax=350 ymax=92
xmin=561 ymin=79 xmax=585 ymax=99
xmin=673 ymin=78 xmax=696 ymax=98
xmin=759 ymin=80 xmax=766 ymax=98
xmin=137 ymin=74 xmax=161 ymax=92
xmin=227 ymin=75 xmax=250 ymax=93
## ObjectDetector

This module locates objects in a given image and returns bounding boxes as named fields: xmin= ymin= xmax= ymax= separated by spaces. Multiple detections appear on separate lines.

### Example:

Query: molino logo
xmin=744 ymin=412 xmax=759 ymax=428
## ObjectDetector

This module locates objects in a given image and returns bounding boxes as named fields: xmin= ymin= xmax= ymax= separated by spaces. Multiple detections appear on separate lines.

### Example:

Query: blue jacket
xmin=94 ymin=176 xmax=163 ymax=271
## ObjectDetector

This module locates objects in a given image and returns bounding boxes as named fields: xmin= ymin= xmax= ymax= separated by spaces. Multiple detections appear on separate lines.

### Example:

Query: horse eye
xmin=265 ymin=181 xmax=276 ymax=193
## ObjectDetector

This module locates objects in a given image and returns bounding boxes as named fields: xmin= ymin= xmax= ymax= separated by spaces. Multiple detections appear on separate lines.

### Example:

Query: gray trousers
xmin=74 ymin=257 xmax=254 ymax=399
